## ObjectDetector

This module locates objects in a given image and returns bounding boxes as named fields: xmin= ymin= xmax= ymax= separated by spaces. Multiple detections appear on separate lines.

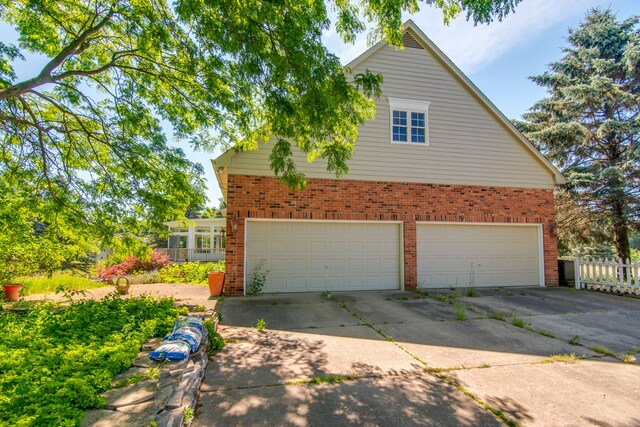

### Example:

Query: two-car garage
xmin=244 ymin=220 xmax=543 ymax=294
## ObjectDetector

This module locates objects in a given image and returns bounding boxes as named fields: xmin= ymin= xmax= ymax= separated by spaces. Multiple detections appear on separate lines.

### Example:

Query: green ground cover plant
xmin=0 ymin=294 xmax=186 ymax=426
xmin=158 ymin=261 xmax=224 ymax=285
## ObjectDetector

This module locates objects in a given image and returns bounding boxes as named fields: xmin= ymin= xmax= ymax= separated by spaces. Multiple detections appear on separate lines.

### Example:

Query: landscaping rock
xmin=111 ymin=367 xmax=151 ymax=386
xmin=89 ymin=310 xmax=217 ymax=427
xmin=81 ymin=409 xmax=156 ymax=427
xmin=104 ymin=380 xmax=158 ymax=409
xmin=165 ymin=388 xmax=185 ymax=410
xmin=155 ymin=409 xmax=184 ymax=427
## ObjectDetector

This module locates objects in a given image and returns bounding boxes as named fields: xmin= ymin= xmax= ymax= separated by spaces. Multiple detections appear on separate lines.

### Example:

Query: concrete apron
xmin=195 ymin=288 xmax=640 ymax=426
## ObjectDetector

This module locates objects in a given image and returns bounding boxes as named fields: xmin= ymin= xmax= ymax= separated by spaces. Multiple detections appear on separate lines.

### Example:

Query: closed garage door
xmin=417 ymin=223 xmax=542 ymax=288
xmin=245 ymin=221 xmax=401 ymax=293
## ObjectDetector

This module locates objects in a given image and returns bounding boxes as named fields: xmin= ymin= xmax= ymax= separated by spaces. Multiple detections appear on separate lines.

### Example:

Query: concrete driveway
xmin=194 ymin=288 xmax=640 ymax=426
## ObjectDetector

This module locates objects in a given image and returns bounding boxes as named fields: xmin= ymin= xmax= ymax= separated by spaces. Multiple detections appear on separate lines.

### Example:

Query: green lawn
xmin=17 ymin=274 xmax=107 ymax=296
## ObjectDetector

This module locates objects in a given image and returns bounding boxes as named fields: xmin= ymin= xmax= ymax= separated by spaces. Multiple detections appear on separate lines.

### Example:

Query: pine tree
xmin=519 ymin=8 xmax=640 ymax=261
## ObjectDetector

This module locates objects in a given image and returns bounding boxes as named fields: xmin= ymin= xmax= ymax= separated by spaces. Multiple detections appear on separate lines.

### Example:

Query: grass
xmin=487 ymin=311 xmax=506 ymax=321
xmin=589 ymin=344 xmax=616 ymax=357
xmin=569 ymin=335 xmax=582 ymax=346
xmin=511 ymin=316 xmax=526 ymax=328
xmin=17 ymin=274 xmax=106 ymax=296
xmin=454 ymin=304 xmax=467 ymax=321
xmin=623 ymin=354 xmax=636 ymax=364
xmin=550 ymin=353 xmax=579 ymax=364
xmin=537 ymin=328 xmax=556 ymax=338
xmin=465 ymin=287 xmax=480 ymax=297
xmin=286 ymin=374 xmax=360 ymax=386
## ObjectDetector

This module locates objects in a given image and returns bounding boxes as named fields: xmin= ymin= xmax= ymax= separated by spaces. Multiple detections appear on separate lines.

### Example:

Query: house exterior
xmin=160 ymin=218 xmax=226 ymax=262
xmin=213 ymin=20 xmax=566 ymax=296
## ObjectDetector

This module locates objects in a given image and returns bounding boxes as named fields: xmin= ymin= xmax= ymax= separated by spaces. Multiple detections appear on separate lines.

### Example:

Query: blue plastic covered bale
xmin=149 ymin=340 xmax=191 ymax=361
xmin=167 ymin=326 xmax=202 ymax=352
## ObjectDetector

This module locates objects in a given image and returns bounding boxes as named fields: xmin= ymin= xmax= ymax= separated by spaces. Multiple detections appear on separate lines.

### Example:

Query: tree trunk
xmin=612 ymin=199 xmax=630 ymax=281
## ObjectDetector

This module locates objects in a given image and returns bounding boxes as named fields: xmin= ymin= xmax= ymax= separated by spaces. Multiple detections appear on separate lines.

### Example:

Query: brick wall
xmin=224 ymin=174 xmax=559 ymax=296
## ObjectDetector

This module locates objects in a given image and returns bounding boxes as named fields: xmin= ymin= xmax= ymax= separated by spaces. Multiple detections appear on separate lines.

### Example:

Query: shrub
xmin=158 ymin=261 xmax=224 ymax=285
xmin=97 ymin=251 xmax=170 ymax=282
xmin=126 ymin=271 xmax=161 ymax=285
xmin=0 ymin=295 xmax=186 ymax=426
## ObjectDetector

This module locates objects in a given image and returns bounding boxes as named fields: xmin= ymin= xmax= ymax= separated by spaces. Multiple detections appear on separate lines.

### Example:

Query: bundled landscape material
xmin=149 ymin=340 xmax=191 ymax=361
xmin=149 ymin=316 xmax=205 ymax=361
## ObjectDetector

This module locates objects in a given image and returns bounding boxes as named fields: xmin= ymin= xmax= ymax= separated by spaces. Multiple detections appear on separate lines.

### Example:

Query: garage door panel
xmin=246 ymin=221 xmax=401 ymax=293
xmin=418 ymin=224 xmax=541 ymax=289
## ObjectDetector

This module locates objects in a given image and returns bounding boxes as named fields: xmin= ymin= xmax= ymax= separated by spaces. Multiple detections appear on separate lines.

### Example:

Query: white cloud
xmin=324 ymin=0 xmax=605 ymax=73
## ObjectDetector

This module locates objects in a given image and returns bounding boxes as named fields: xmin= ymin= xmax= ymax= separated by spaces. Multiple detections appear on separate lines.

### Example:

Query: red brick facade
xmin=224 ymin=174 xmax=559 ymax=296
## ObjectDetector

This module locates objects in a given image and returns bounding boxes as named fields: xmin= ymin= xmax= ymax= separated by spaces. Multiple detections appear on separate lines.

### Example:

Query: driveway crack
xmin=322 ymin=292 xmax=519 ymax=427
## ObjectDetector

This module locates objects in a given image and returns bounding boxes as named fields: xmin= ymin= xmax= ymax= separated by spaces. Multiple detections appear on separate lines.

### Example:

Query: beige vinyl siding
xmin=227 ymin=44 xmax=556 ymax=189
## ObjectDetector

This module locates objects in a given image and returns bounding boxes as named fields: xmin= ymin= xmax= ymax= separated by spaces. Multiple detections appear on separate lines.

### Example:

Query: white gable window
xmin=388 ymin=97 xmax=430 ymax=145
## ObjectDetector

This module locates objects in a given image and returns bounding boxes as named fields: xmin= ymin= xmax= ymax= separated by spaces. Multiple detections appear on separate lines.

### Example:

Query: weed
xmin=550 ymin=354 xmax=579 ymax=364
xmin=271 ymin=301 xmax=277 ymax=305
xmin=286 ymin=375 xmax=359 ymax=386
xmin=385 ymin=297 xmax=393 ymax=301
xmin=478 ymin=364 xmax=491 ymax=369
xmin=321 ymin=291 xmax=331 ymax=298
xmin=209 ymin=332 xmax=226 ymax=353
xmin=216 ymin=312 xmax=223 ymax=322
xmin=383 ymin=321 xmax=389 ymax=324
xmin=307 ymin=326 xmax=317 ymax=329
xmin=569 ymin=335 xmax=582 ymax=346
xmin=589 ymin=344 xmax=616 ymax=357
xmin=183 ymin=407 xmax=194 ymax=425
xmin=454 ymin=304 xmax=467 ymax=321
xmin=399 ymin=296 xmax=409 ymax=301
xmin=248 ymin=260 xmax=270 ymax=295
xmin=113 ymin=367 xmax=160 ymax=388
xmin=340 ymin=324 xmax=345 ymax=327
xmin=538 ymin=329 xmax=556 ymax=338
xmin=194 ymin=304 xmax=206 ymax=312
xmin=465 ymin=287 xmax=480 ymax=297
xmin=217 ymin=296 xmax=225 ymax=302
xmin=505 ymin=291 xmax=514 ymax=296
xmin=434 ymin=295 xmax=449 ymax=303
xmin=256 ymin=318 xmax=266 ymax=331
xmin=511 ymin=317 xmax=526 ymax=328
xmin=623 ymin=354 xmax=636 ymax=364
xmin=487 ymin=311 xmax=506 ymax=321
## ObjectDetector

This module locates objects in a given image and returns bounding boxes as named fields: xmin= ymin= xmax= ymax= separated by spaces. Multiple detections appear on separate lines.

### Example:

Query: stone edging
xmin=82 ymin=311 xmax=218 ymax=427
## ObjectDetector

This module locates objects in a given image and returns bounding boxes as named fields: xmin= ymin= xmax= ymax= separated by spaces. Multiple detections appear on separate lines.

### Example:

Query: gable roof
xmin=213 ymin=20 xmax=567 ymax=198
xmin=346 ymin=20 xmax=566 ymax=185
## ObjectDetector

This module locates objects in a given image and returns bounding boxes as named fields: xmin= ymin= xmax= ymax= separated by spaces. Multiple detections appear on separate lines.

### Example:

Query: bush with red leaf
xmin=97 ymin=251 xmax=170 ymax=282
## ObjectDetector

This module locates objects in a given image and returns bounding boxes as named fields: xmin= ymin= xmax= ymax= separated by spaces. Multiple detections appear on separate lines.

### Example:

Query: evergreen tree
xmin=519 ymin=8 xmax=640 ymax=261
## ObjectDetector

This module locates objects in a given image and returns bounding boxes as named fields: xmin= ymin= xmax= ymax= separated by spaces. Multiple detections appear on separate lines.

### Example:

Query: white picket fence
xmin=575 ymin=256 xmax=640 ymax=295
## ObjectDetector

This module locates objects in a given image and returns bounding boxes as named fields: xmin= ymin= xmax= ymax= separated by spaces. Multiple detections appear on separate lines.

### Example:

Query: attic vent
xmin=402 ymin=32 xmax=423 ymax=49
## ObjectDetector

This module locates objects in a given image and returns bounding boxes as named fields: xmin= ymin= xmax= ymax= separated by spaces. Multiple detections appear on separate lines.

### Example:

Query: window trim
xmin=388 ymin=97 xmax=431 ymax=146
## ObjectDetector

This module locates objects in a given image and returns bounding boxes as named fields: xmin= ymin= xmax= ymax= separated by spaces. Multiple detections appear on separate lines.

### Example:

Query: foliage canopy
xmin=1 ymin=0 xmax=521 ymax=249
xmin=518 ymin=8 xmax=640 ymax=259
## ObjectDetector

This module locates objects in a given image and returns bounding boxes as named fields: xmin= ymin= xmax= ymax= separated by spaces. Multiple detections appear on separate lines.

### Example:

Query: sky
xmin=3 ymin=0 xmax=639 ymax=207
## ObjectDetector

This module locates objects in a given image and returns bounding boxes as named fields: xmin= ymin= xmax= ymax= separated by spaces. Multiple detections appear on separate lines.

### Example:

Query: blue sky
xmin=4 ymin=1 xmax=639 ymax=207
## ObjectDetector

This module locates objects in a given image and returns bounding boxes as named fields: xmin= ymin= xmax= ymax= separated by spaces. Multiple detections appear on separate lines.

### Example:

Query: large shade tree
xmin=519 ymin=8 xmax=640 ymax=260
xmin=0 ymin=0 xmax=521 ymax=250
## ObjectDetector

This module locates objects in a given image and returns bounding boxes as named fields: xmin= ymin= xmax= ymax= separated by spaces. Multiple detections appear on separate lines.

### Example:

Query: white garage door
xmin=417 ymin=223 xmax=542 ymax=288
xmin=245 ymin=221 xmax=401 ymax=293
